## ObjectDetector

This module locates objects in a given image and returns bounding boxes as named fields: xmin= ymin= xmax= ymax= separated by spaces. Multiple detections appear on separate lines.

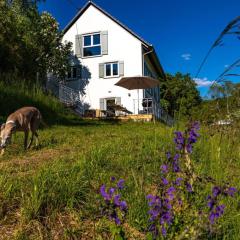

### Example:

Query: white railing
xmin=133 ymin=98 xmax=174 ymax=126
xmin=59 ymin=83 xmax=85 ymax=115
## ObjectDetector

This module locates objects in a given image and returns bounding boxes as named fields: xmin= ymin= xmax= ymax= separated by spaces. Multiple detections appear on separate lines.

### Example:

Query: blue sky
xmin=39 ymin=0 xmax=240 ymax=97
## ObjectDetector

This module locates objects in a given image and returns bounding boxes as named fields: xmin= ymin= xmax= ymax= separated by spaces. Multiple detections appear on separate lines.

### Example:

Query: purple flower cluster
xmin=165 ymin=152 xmax=181 ymax=173
xmin=147 ymin=191 xmax=174 ymax=238
xmin=173 ymin=121 xmax=200 ymax=154
xmin=173 ymin=153 xmax=181 ymax=172
xmin=100 ymin=178 xmax=127 ymax=225
xmin=147 ymin=165 xmax=181 ymax=238
xmin=207 ymin=186 xmax=237 ymax=224
xmin=186 ymin=122 xmax=200 ymax=153
xmin=174 ymin=131 xmax=184 ymax=150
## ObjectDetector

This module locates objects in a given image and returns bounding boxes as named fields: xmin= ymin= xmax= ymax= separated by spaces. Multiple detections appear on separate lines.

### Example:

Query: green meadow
xmin=0 ymin=83 xmax=240 ymax=239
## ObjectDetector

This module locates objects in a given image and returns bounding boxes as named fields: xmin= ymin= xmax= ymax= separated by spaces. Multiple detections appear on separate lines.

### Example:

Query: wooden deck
xmin=84 ymin=114 xmax=153 ymax=122
xmin=114 ymin=114 xmax=153 ymax=122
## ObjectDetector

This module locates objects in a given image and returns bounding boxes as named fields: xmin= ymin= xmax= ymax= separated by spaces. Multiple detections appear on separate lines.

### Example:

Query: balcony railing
xmin=133 ymin=98 xmax=174 ymax=126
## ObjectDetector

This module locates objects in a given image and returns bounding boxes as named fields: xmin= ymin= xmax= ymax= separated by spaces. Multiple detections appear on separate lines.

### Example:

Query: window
xmin=66 ymin=67 xmax=80 ymax=80
xmin=72 ymin=67 xmax=77 ymax=78
xmin=83 ymin=33 xmax=101 ymax=57
xmin=104 ymin=62 xmax=119 ymax=77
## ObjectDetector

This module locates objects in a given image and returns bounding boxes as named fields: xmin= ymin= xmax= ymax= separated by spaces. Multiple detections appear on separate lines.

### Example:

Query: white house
xmin=50 ymin=1 xmax=167 ymax=119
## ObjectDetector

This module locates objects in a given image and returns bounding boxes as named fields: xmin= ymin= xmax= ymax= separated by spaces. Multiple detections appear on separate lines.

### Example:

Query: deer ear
xmin=1 ymin=124 xmax=5 ymax=131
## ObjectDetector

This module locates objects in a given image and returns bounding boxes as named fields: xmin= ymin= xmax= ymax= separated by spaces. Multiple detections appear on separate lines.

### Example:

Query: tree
xmin=159 ymin=73 xmax=202 ymax=117
xmin=0 ymin=0 xmax=72 ymax=85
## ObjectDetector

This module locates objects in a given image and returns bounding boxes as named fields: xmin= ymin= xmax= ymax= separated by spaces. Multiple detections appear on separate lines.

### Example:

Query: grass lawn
xmin=0 ymin=119 xmax=239 ymax=239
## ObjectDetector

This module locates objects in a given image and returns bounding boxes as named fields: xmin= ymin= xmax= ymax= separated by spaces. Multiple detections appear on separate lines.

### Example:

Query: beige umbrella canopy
xmin=115 ymin=76 xmax=159 ymax=90
xmin=115 ymin=76 xmax=159 ymax=114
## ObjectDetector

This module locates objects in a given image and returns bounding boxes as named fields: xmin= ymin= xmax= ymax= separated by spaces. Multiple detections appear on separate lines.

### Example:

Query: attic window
xmin=83 ymin=33 xmax=101 ymax=57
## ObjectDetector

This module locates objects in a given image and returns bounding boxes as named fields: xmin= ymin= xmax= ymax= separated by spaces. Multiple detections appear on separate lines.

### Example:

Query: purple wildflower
xmin=186 ymin=182 xmax=193 ymax=193
xmin=186 ymin=122 xmax=200 ymax=153
xmin=173 ymin=154 xmax=181 ymax=172
xmin=117 ymin=179 xmax=125 ymax=189
xmin=212 ymin=186 xmax=221 ymax=197
xmin=174 ymin=131 xmax=185 ymax=150
xmin=207 ymin=185 xmax=236 ymax=225
xmin=110 ymin=176 xmax=116 ymax=182
xmin=100 ymin=185 xmax=111 ymax=201
xmin=207 ymin=196 xmax=215 ymax=210
xmin=167 ymin=187 xmax=176 ymax=200
xmin=100 ymin=178 xmax=127 ymax=226
xmin=209 ymin=204 xmax=225 ymax=224
xmin=109 ymin=187 xmax=115 ymax=196
xmin=161 ymin=226 xmax=167 ymax=236
xmin=174 ymin=177 xmax=183 ymax=186
xmin=120 ymin=201 xmax=127 ymax=211
xmin=161 ymin=164 xmax=168 ymax=174
xmin=225 ymin=187 xmax=237 ymax=197
xmin=162 ymin=178 xmax=168 ymax=185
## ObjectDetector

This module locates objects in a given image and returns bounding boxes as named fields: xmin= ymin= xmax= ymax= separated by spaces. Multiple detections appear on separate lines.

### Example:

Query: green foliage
xmin=0 ymin=0 xmax=72 ymax=85
xmin=192 ymin=81 xmax=240 ymax=123
xmin=159 ymin=73 xmax=202 ymax=118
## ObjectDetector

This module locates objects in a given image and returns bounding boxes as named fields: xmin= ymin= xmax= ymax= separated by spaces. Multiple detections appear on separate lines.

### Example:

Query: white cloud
xmin=181 ymin=53 xmax=191 ymax=61
xmin=193 ymin=77 xmax=214 ymax=87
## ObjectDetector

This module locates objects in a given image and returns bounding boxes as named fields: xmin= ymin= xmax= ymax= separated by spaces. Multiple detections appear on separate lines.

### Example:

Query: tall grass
xmin=0 ymin=82 xmax=239 ymax=239
xmin=0 ymin=81 xmax=79 ymax=125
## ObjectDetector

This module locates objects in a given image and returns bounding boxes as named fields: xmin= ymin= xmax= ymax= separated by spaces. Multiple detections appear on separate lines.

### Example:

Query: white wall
xmin=62 ymin=5 xmax=144 ymax=113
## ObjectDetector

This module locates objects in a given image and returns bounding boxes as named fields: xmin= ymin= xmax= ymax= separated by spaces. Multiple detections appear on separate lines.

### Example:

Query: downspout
xmin=142 ymin=47 xmax=154 ymax=76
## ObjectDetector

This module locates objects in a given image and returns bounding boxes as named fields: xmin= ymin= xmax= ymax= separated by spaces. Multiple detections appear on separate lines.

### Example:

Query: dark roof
xmin=63 ymin=1 xmax=152 ymax=47
xmin=63 ymin=1 xmax=165 ymax=78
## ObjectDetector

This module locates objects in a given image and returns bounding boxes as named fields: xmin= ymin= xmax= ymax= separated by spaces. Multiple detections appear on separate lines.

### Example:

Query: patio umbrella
xmin=115 ymin=76 xmax=159 ymax=90
xmin=115 ymin=76 xmax=159 ymax=113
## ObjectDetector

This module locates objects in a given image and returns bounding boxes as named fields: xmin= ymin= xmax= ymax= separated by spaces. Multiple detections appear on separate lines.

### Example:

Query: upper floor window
xmin=104 ymin=62 xmax=119 ymax=78
xmin=83 ymin=33 xmax=101 ymax=57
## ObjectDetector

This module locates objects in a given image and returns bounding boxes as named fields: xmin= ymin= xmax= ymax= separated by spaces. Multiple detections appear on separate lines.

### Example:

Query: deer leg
xmin=24 ymin=131 xmax=29 ymax=150
xmin=0 ymin=148 xmax=5 ymax=156
xmin=35 ymin=132 xmax=39 ymax=147
xmin=27 ymin=132 xmax=34 ymax=149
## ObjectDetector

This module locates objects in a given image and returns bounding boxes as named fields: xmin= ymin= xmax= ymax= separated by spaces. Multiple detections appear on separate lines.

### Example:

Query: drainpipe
xmin=142 ymin=47 xmax=154 ymax=76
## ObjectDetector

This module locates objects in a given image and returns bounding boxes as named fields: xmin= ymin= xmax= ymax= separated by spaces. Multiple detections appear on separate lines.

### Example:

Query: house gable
xmin=63 ymin=1 xmax=151 ymax=48
xmin=63 ymin=1 xmax=165 ymax=78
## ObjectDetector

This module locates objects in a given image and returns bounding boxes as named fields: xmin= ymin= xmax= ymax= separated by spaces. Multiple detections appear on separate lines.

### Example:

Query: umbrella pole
xmin=137 ymin=89 xmax=139 ymax=114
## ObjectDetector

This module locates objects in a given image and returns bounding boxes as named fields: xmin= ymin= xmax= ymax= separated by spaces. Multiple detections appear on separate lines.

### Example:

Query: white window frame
xmin=104 ymin=62 xmax=119 ymax=78
xmin=82 ymin=33 xmax=102 ymax=58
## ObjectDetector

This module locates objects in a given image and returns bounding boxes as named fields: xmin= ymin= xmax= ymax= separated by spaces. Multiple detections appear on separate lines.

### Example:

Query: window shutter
xmin=115 ymin=97 xmax=121 ymax=106
xmin=75 ymin=35 xmax=82 ymax=57
xmin=119 ymin=61 xmax=124 ymax=76
xmin=99 ymin=63 xmax=104 ymax=78
xmin=101 ymin=31 xmax=108 ymax=55
xmin=100 ymin=98 xmax=105 ymax=110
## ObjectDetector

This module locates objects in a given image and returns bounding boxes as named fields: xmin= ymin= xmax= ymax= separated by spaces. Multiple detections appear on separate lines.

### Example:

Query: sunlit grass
xmin=0 ymin=120 xmax=239 ymax=239
xmin=0 ymin=82 xmax=239 ymax=239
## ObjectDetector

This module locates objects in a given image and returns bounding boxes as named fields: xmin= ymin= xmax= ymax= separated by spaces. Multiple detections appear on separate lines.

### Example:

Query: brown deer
xmin=0 ymin=107 xmax=42 ymax=155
